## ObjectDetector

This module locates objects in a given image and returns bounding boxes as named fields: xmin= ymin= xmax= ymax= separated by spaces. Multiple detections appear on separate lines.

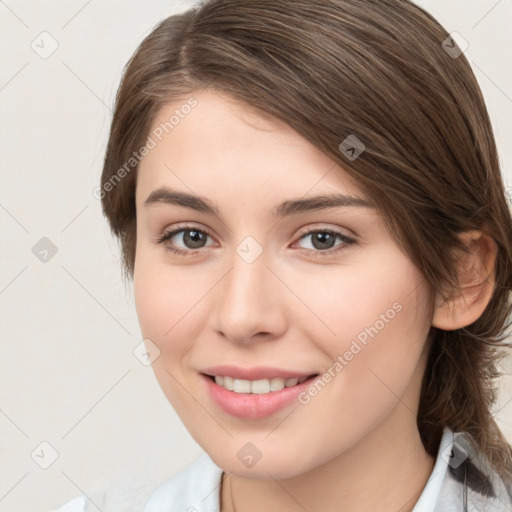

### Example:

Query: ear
xmin=432 ymin=229 xmax=498 ymax=331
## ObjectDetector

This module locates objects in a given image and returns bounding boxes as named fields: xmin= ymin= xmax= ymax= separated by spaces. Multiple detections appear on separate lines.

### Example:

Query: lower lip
xmin=201 ymin=373 xmax=319 ymax=420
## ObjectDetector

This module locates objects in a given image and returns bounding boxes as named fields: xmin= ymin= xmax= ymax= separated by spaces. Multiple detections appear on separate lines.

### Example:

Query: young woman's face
xmin=134 ymin=89 xmax=433 ymax=478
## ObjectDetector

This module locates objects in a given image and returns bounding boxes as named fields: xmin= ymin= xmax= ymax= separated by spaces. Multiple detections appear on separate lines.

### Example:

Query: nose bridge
xmin=213 ymin=243 xmax=285 ymax=341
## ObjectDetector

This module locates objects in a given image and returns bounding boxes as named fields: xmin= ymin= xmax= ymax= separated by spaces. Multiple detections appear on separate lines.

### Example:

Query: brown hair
xmin=100 ymin=0 xmax=512 ymax=483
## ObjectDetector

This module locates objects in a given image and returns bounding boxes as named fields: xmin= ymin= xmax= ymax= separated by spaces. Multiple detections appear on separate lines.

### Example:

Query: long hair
xmin=100 ymin=0 xmax=512 ymax=483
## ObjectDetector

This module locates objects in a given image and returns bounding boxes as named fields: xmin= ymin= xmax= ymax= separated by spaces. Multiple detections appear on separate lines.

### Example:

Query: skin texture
xmin=133 ymin=89 xmax=493 ymax=512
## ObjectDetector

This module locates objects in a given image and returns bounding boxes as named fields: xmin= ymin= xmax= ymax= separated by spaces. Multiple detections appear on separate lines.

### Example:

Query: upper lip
xmin=201 ymin=365 xmax=317 ymax=380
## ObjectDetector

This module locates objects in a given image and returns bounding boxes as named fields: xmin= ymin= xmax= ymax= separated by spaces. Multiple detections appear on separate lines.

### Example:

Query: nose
xmin=212 ymin=248 xmax=288 ymax=344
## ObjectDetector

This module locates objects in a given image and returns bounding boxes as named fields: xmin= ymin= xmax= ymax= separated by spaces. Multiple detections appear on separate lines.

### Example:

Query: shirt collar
xmin=412 ymin=426 xmax=452 ymax=511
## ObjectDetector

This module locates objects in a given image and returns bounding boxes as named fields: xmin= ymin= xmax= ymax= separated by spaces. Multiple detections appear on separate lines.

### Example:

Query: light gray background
xmin=1 ymin=1 xmax=511 ymax=511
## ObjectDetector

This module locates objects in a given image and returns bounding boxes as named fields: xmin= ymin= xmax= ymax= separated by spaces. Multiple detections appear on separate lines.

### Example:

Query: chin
xmin=206 ymin=442 xmax=315 ymax=480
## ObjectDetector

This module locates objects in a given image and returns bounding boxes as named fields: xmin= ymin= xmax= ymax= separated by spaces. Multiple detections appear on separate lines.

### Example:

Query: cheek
xmin=134 ymin=262 xmax=168 ymax=342
xmin=297 ymin=250 xmax=430 ymax=399
xmin=133 ymin=247 xmax=208 ymax=357
xmin=290 ymin=251 xmax=424 ymax=350
xmin=346 ymin=283 xmax=428 ymax=409
xmin=133 ymin=252 xmax=210 ymax=412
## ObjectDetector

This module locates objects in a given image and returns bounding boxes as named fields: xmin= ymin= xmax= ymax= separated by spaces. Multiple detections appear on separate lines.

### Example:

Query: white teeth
xmin=213 ymin=375 xmax=310 ymax=394
xmin=233 ymin=378 xmax=251 ymax=393
xmin=223 ymin=376 xmax=234 ymax=391
xmin=250 ymin=379 xmax=270 ymax=394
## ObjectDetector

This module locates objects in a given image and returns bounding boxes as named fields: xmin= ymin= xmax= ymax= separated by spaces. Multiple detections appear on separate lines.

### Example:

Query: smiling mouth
xmin=204 ymin=373 xmax=319 ymax=394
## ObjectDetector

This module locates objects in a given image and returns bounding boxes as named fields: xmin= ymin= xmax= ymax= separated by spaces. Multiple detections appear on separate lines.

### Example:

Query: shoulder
xmin=49 ymin=453 xmax=223 ymax=512
xmin=50 ymin=495 xmax=88 ymax=512
xmin=50 ymin=482 xmax=155 ymax=512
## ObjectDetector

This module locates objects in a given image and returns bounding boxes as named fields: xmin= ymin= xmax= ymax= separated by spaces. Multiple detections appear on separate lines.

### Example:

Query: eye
xmin=294 ymin=228 xmax=356 ymax=257
xmin=156 ymin=225 xmax=215 ymax=256
xmin=156 ymin=225 xmax=356 ymax=258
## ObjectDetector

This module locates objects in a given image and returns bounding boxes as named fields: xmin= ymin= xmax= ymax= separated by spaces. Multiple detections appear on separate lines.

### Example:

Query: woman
xmin=55 ymin=0 xmax=512 ymax=510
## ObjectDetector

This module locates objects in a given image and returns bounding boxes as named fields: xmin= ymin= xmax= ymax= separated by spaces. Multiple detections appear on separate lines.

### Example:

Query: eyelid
xmin=156 ymin=222 xmax=357 ymax=256
xmin=294 ymin=222 xmax=355 ymax=240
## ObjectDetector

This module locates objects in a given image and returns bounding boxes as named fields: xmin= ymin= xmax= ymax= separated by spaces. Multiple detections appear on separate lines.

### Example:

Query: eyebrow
xmin=143 ymin=186 xmax=374 ymax=218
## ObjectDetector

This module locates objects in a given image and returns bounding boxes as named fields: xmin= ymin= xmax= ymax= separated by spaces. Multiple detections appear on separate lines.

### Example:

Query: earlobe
xmin=432 ymin=230 xmax=498 ymax=331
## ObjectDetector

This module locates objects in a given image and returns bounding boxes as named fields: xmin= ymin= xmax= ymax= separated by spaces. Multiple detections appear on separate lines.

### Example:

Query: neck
xmin=221 ymin=406 xmax=436 ymax=512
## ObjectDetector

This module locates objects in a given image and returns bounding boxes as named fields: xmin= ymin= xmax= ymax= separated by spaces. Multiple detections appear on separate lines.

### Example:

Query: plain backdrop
xmin=1 ymin=1 xmax=511 ymax=511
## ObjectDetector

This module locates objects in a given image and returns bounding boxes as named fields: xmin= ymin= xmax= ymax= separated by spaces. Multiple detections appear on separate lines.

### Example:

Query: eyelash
xmin=155 ymin=224 xmax=356 ymax=258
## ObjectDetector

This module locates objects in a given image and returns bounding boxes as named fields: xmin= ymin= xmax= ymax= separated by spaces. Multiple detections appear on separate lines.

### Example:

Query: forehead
xmin=136 ymin=89 xmax=367 ymax=208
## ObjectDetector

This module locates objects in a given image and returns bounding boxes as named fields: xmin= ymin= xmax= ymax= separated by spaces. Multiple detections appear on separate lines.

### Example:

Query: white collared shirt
xmin=52 ymin=427 xmax=512 ymax=512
